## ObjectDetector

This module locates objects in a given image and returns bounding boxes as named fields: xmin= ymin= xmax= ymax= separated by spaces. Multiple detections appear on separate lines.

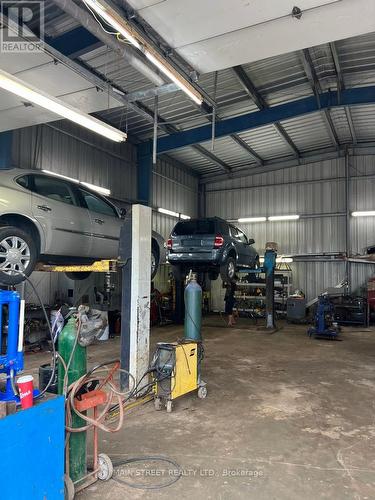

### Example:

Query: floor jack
xmin=308 ymin=294 xmax=340 ymax=339
xmin=153 ymin=273 xmax=207 ymax=413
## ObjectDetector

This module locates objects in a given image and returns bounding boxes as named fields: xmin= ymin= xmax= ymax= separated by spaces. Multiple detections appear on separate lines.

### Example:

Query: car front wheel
xmin=220 ymin=256 xmax=236 ymax=283
xmin=0 ymin=226 xmax=37 ymax=285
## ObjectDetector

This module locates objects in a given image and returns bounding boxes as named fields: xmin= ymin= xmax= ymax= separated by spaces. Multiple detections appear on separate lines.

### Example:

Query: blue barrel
xmin=184 ymin=275 xmax=202 ymax=341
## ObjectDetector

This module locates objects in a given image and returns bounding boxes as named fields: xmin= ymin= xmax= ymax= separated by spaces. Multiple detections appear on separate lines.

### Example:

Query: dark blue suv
xmin=167 ymin=217 xmax=259 ymax=281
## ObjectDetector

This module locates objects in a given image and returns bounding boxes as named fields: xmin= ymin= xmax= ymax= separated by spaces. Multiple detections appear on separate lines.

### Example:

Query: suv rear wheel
xmin=220 ymin=256 xmax=236 ymax=283
xmin=0 ymin=226 xmax=38 ymax=285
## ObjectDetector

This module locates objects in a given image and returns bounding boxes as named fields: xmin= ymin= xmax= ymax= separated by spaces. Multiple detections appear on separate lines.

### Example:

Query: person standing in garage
xmin=224 ymin=281 xmax=237 ymax=327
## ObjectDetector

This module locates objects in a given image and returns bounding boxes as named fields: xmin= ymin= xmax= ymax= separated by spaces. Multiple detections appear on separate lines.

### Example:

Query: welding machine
xmin=152 ymin=273 xmax=207 ymax=412
xmin=152 ymin=341 xmax=206 ymax=413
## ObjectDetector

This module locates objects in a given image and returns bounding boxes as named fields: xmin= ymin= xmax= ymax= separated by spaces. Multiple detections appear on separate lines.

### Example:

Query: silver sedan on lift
xmin=0 ymin=168 xmax=165 ymax=284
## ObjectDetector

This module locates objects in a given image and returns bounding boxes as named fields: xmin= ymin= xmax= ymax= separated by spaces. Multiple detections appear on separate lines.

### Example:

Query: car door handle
xmin=37 ymin=204 xmax=51 ymax=212
xmin=94 ymin=218 xmax=104 ymax=225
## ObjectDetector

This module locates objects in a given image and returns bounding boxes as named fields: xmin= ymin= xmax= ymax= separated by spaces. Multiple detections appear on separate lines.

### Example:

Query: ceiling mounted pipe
xmin=50 ymin=0 xmax=165 ymax=87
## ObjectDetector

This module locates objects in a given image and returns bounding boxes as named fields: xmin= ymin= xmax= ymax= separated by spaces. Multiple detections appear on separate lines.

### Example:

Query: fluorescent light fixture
xmin=277 ymin=257 xmax=293 ymax=263
xmin=158 ymin=207 xmax=179 ymax=218
xmin=145 ymin=52 xmax=203 ymax=106
xmin=352 ymin=211 xmax=375 ymax=217
xmin=42 ymin=170 xmax=78 ymax=183
xmin=42 ymin=170 xmax=111 ymax=196
xmin=81 ymin=182 xmax=111 ymax=196
xmin=268 ymin=215 xmax=300 ymax=221
xmin=180 ymin=214 xmax=191 ymax=220
xmin=0 ymin=69 xmax=127 ymax=143
xmin=83 ymin=0 xmax=142 ymax=50
xmin=83 ymin=0 xmax=204 ymax=106
xmin=259 ymin=257 xmax=293 ymax=264
xmin=238 ymin=217 xmax=267 ymax=223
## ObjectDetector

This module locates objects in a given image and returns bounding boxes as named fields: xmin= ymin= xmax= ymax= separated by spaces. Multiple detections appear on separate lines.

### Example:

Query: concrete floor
xmin=26 ymin=317 xmax=375 ymax=499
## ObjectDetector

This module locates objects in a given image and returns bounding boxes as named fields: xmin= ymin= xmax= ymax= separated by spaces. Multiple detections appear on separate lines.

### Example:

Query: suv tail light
xmin=167 ymin=238 xmax=172 ymax=250
xmin=214 ymin=234 xmax=224 ymax=248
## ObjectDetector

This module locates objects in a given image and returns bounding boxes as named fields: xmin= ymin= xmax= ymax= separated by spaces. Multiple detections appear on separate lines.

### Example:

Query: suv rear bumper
xmin=168 ymin=249 xmax=223 ymax=265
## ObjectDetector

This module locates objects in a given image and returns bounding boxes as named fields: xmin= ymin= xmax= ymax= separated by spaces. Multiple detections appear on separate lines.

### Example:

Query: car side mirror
xmin=119 ymin=208 xmax=127 ymax=219
xmin=248 ymin=238 xmax=255 ymax=245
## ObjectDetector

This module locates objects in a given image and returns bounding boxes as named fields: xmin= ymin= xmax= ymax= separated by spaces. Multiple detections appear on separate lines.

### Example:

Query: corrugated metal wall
xmin=153 ymin=157 xmax=199 ymax=238
xmin=11 ymin=123 xmax=199 ymax=300
xmin=12 ymin=121 xmax=138 ymax=201
xmin=206 ymin=155 xmax=375 ymax=304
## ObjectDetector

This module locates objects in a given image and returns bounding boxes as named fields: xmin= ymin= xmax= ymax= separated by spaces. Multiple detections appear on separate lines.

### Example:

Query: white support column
xmin=128 ymin=204 xmax=152 ymax=385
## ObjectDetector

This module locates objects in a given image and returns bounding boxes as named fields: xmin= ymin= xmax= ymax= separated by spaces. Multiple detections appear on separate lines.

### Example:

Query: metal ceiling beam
xmin=193 ymin=145 xmax=231 ymax=173
xmin=230 ymin=134 xmax=264 ymax=166
xmin=233 ymin=65 xmax=267 ymax=109
xmin=155 ymin=85 xmax=375 ymax=153
xmin=233 ymin=65 xmax=300 ymax=158
xmin=345 ymin=107 xmax=357 ymax=145
xmin=329 ymin=42 xmax=345 ymax=93
xmin=330 ymin=42 xmax=357 ymax=145
xmin=300 ymin=48 xmax=339 ymax=148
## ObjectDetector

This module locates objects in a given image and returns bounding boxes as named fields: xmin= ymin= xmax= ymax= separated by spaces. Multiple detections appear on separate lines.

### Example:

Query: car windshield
xmin=173 ymin=220 xmax=215 ymax=235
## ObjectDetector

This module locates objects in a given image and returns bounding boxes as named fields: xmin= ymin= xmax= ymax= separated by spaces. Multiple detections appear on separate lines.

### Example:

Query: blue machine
xmin=308 ymin=294 xmax=340 ymax=339
xmin=0 ymin=395 xmax=65 ymax=499
xmin=0 ymin=290 xmax=24 ymax=401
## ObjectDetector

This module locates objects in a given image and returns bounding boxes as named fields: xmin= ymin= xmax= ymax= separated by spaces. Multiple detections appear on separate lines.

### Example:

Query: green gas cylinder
xmin=58 ymin=317 xmax=87 ymax=483
xmin=184 ymin=274 xmax=202 ymax=341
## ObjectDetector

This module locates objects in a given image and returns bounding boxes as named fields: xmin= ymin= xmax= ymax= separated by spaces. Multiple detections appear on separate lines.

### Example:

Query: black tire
xmin=208 ymin=270 xmax=219 ymax=281
xmin=171 ymin=265 xmax=185 ymax=281
xmin=65 ymin=271 xmax=92 ymax=281
xmin=220 ymin=256 xmax=236 ymax=282
xmin=0 ymin=226 xmax=38 ymax=285
xmin=151 ymin=243 xmax=160 ymax=281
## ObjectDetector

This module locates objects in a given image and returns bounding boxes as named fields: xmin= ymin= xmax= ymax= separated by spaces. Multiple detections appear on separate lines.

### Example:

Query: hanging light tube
xmin=0 ymin=69 xmax=127 ymax=143
xmin=83 ymin=0 xmax=142 ymax=49
xmin=42 ymin=170 xmax=111 ymax=196
xmin=144 ymin=52 xmax=203 ymax=105
xmin=158 ymin=207 xmax=179 ymax=218
xmin=268 ymin=215 xmax=300 ymax=221
xmin=352 ymin=211 xmax=375 ymax=217
xmin=82 ymin=0 xmax=203 ymax=106
xmin=81 ymin=182 xmax=111 ymax=196
xmin=238 ymin=217 xmax=267 ymax=223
